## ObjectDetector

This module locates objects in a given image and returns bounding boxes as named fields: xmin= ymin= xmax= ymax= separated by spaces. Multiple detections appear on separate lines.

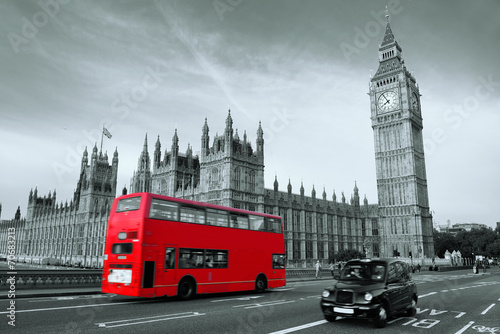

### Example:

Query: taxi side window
xmin=399 ymin=262 xmax=411 ymax=280
xmin=387 ymin=264 xmax=398 ymax=283
xmin=392 ymin=262 xmax=407 ymax=282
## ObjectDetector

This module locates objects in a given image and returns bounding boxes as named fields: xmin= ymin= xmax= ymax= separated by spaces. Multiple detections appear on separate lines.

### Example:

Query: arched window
xmin=249 ymin=170 xmax=256 ymax=193
xmin=234 ymin=167 xmax=241 ymax=190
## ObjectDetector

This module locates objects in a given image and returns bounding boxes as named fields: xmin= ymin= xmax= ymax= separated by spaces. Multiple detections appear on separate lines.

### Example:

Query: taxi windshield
xmin=340 ymin=263 xmax=386 ymax=282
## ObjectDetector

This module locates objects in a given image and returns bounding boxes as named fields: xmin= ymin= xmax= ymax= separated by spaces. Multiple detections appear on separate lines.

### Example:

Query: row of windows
xmin=111 ymin=245 xmax=285 ymax=270
xmin=149 ymin=198 xmax=282 ymax=233
xmin=175 ymin=248 xmax=228 ymax=269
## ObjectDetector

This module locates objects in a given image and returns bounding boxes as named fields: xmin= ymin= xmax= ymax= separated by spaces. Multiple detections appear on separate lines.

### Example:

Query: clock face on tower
xmin=377 ymin=91 xmax=399 ymax=113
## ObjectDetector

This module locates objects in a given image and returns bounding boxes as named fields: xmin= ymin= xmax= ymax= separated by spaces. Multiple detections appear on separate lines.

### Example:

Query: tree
xmin=435 ymin=227 xmax=500 ymax=259
xmin=486 ymin=239 xmax=500 ymax=258
xmin=333 ymin=249 xmax=365 ymax=262
xmin=433 ymin=229 xmax=458 ymax=258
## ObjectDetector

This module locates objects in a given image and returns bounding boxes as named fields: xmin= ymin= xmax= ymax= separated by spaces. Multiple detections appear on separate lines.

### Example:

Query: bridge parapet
xmin=0 ymin=270 xmax=102 ymax=289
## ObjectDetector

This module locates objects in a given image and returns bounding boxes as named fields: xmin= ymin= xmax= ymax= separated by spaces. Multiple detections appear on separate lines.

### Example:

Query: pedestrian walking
xmin=315 ymin=260 xmax=321 ymax=278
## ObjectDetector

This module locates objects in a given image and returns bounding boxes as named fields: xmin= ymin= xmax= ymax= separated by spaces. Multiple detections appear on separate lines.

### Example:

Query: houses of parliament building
xmin=1 ymin=15 xmax=434 ymax=267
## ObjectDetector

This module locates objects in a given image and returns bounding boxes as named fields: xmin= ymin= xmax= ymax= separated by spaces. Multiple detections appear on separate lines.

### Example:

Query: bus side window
xmin=249 ymin=215 xmax=264 ymax=231
xmin=180 ymin=205 xmax=205 ymax=224
xmin=165 ymin=247 xmax=176 ymax=269
xmin=206 ymin=250 xmax=228 ymax=268
xmin=264 ymin=217 xmax=281 ymax=232
xmin=273 ymin=254 xmax=285 ymax=269
xmin=179 ymin=248 xmax=204 ymax=268
xmin=272 ymin=219 xmax=283 ymax=233
xmin=150 ymin=199 xmax=178 ymax=220
xmin=230 ymin=213 xmax=249 ymax=229
xmin=206 ymin=209 xmax=228 ymax=227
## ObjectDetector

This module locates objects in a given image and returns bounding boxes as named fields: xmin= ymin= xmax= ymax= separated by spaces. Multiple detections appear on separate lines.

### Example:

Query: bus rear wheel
xmin=255 ymin=275 xmax=267 ymax=293
xmin=178 ymin=277 xmax=196 ymax=300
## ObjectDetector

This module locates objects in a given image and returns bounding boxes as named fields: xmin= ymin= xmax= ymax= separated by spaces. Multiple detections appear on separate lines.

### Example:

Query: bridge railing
xmin=0 ymin=270 xmax=102 ymax=289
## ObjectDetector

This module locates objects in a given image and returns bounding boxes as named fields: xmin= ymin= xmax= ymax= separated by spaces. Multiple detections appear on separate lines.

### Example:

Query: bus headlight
xmin=322 ymin=290 xmax=330 ymax=298
xmin=364 ymin=292 xmax=373 ymax=301
xmin=118 ymin=232 xmax=127 ymax=240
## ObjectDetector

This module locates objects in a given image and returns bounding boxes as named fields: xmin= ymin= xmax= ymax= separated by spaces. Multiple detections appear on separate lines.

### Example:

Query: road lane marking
xmin=0 ymin=300 xmax=151 ymax=314
xmin=96 ymin=312 xmax=205 ymax=328
xmin=233 ymin=299 xmax=295 ymax=309
xmin=268 ymin=320 xmax=328 ymax=334
xmin=481 ymin=303 xmax=495 ymax=315
xmin=419 ymin=292 xmax=437 ymax=298
xmin=211 ymin=296 xmax=264 ymax=302
xmin=454 ymin=321 xmax=474 ymax=334
xmin=29 ymin=295 xmax=113 ymax=303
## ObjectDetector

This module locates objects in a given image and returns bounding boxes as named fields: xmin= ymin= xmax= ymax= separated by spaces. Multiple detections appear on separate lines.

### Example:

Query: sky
xmin=1 ymin=0 xmax=499 ymax=229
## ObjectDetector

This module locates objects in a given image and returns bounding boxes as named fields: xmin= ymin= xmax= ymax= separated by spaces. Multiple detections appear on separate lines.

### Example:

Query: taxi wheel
xmin=374 ymin=304 xmax=388 ymax=328
xmin=406 ymin=297 xmax=417 ymax=317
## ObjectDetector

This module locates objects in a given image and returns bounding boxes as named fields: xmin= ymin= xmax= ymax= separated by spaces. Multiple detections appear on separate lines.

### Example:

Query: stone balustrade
xmin=0 ymin=269 xmax=102 ymax=289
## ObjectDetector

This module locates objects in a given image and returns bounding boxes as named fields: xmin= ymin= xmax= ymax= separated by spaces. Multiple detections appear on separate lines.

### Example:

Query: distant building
xmin=18 ymin=146 xmax=118 ymax=267
xmin=0 ymin=206 xmax=27 ymax=258
xmin=130 ymin=111 xmax=381 ymax=266
xmin=451 ymin=223 xmax=489 ymax=232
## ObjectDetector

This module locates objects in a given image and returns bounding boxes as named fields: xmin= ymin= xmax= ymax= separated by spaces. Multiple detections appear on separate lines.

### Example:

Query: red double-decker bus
xmin=101 ymin=192 xmax=286 ymax=299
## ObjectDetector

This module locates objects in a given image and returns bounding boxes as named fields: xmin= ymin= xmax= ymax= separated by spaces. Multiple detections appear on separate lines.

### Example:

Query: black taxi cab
xmin=320 ymin=258 xmax=418 ymax=328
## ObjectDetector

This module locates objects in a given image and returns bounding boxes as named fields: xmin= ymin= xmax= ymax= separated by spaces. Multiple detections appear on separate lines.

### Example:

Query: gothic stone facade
xmin=18 ymin=146 xmax=118 ymax=267
xmin=130 ymin=111 xmax=381 ymax=266
xmin=369 ymin=16 xmax=434 ymax=258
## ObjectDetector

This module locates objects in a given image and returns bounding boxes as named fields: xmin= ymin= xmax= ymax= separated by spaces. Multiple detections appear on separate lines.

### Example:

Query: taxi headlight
xmin=322 ymin=290 xmax=331 ymax=298
xmin=364 ymin=292 xmax=373 ymax=301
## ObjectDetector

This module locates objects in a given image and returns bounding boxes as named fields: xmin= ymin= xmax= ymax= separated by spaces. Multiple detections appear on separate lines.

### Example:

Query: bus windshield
xmin=116 ymin=196 xmax=141 ymax=212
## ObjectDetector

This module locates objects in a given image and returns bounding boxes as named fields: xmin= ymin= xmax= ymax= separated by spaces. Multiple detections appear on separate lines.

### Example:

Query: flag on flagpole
xmin=103 ymin=127 xmax=112 ymax=139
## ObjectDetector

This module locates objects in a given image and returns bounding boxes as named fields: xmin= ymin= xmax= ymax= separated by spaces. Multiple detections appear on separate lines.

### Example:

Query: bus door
xmin=162 ymin=246 xmax=177 ymax=287
xmin=142 ymin=250 xmax=157 ymax=289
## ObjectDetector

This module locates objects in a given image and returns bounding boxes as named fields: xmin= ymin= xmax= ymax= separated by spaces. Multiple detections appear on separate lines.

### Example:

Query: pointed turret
xmin=224 ymin=110 xmax=233 ymax=155
xmin=201 ymin=118 xmax=210 ymax=157
xmin=82 ymin=147 xmax=88 ymax=169
xmin=154 ymin=135 xmax=161 ymax=169
xmin=353 ymin=181 xmax=360 ymax=207
xmin=112 ymin=147 xmax=119 ymax=166
xmin=256 ymin=121 xmax=264 ymax=153
xmin=138 ymin=133 xmax=150 ymax=171
xmin=14 ymin=206 xmax=21 ymax=220
xmin=372 ymin=9 xmax=404 ymax=81
xmin=380 ymin=11 xmax=398 ymax=48
xmin=225 ymin=109 xmax=233 ymax=135
xmin=172 ymin=129 xmax=179 ymax=155
xmin=92 ymin=143 xmax=98 ymax=161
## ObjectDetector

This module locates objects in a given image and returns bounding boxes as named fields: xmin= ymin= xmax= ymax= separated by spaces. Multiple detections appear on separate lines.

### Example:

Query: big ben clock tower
xmin=370 ymin=12 xmax=434 ymax=259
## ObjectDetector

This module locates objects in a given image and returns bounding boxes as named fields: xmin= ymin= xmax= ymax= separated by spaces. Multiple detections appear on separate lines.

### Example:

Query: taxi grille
xmin=336 ymin=290 xmax=353 ymax=304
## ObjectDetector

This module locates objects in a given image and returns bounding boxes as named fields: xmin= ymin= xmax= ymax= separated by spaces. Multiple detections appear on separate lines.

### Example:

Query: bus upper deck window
xmin=116 ymin=197 xmax=141 ymax=212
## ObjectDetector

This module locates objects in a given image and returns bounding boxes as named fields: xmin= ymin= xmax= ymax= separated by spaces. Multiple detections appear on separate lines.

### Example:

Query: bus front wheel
xmin=255 ymin=275 xmax=267 ymax=293
xmin=177 ymin=277 xmax=196 ymax=300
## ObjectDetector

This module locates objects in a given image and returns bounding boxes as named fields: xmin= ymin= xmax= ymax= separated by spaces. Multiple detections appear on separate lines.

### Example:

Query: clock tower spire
xmin=369 ymin=13 xmax=434 ymax=259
